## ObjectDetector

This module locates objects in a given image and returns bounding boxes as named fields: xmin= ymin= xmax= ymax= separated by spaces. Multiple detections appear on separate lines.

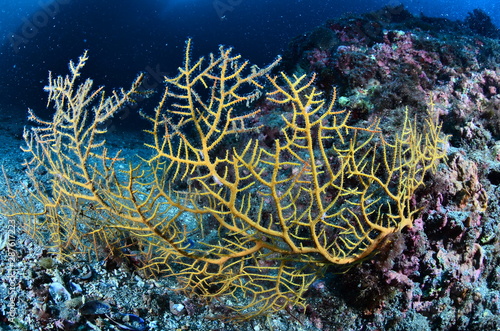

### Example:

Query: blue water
xmin=0 ymin=0 xmax=498 ymax=111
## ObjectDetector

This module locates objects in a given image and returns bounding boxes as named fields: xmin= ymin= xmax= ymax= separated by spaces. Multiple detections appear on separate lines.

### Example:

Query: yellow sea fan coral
xmin=0 ymin=40 xmax=447 ymax=320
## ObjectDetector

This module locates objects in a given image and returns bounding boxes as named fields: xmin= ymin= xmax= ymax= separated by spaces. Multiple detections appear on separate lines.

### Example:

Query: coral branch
xmin=0 ymin=40 xmax=447 ymax=320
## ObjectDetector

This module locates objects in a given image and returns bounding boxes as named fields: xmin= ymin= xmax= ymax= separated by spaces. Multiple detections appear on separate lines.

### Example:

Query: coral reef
xmin=1 ymin=5 xmax=500 ymax=330
xmin=275 ymin=5 xmax=500 ymax=330
xmin=1 ymin=38 xmax=445 ymax=323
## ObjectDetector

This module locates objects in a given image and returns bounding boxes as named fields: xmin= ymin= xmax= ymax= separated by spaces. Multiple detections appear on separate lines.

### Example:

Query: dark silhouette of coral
xmin=465 ymin=9 xmax=499 ymax=38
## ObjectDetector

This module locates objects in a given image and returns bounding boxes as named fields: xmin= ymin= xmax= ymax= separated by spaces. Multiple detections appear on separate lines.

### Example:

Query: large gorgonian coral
xmin=1 ymin=40 xmax=447 ymax=320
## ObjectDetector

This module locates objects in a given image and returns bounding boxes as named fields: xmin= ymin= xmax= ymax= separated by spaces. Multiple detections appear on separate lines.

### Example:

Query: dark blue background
xmin=0 ymin=0 xmax=498 ymax=112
